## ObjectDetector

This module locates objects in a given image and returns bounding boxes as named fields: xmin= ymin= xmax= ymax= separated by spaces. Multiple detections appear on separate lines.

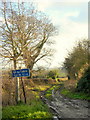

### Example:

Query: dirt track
xmin=41 ymin=86 xmax=90 ymax=119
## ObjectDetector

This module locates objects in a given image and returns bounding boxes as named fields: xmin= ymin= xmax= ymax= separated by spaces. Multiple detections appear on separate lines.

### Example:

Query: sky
xmin=0 ymin=0 xmax=89 ymax=69
xmin=33 ymin=0 xmax=88 ymax=68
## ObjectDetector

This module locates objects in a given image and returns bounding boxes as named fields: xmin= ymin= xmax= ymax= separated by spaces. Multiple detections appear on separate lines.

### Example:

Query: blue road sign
xmin=12 ymin=69 xmax=30 ymax=77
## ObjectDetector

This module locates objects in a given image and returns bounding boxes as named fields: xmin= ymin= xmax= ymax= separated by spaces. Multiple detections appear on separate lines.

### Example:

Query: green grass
xmin=45 ymin=83 xmax=90 ymax=100
xmin=2 ymin=84 xmax=53 ymax=120
xmin=61 ymin=89 xmax=90 ymax=100
xmin=45 ymin=85 xmax=57 ymax=100
xmin=2 ymin=99 xmax=52 ymax=120
xmin=45 ymin=84 xmax=63 ymax=100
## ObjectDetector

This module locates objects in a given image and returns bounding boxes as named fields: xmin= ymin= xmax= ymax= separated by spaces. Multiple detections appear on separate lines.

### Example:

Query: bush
xmin=47 ymin=71 xmax=57 ymax=79
xmin=76 ymin=66 xmax=90 ymax=93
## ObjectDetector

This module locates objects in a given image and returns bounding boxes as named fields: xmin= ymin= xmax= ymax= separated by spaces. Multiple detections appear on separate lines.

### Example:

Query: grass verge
xmin=60 ymin=88 xmax=90 ymax=100
xmin=2 ymin=99 xmax=52 ymax=120
xmin=45 ymin=86 xmax=55 ymax=100
xmin=2 ymin=85 xmax=53 ymax=120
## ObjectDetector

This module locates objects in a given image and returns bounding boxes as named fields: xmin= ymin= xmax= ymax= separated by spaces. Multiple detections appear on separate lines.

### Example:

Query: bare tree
xmin=0 ymin=2 xmax=23 ymax=69
xmin=0 ymin=2 xmax=56 ymax=71
xmin=0 ymin=2 xmax=56 ymax=104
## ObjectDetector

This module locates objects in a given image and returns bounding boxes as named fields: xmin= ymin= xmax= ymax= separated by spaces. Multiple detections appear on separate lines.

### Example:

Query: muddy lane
xmin=41 ymin=86 xmax=90 ymax=119
xmin=52 ymin=89 xmax=89 ymax=119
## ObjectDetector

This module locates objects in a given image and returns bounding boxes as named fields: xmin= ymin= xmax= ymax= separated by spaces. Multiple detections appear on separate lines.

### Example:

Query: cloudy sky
xmin=1 ymin=0 xmax=89 ymax=69
xmin=33 ymin=0 xmax=88 ymax=68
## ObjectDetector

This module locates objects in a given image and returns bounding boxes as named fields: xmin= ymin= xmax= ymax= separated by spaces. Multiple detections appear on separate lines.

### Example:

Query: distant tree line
xmin=32 ymin=67 xmax=67 ymax=79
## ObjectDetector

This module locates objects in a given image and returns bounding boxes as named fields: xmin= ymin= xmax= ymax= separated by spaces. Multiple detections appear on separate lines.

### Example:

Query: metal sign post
xmin=17 ymin=77 xmax=20 ymax=102
xmin=15 ymin=77 xmax=20 ymax=104
xmin=12 ymin=68 xmax=30 ymax=104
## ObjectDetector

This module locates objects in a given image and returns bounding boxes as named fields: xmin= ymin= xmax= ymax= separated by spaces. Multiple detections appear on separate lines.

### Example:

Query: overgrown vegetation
xmin=60 ymin=88 xmax=90 ymax=100
xmin=63 ymin=39 xmax=90 ymax=79
xmin=2 ymin=82 xmax=53 ymax=119
xmin=63 ymin=39 xmax=90 ymax=96
xmin=76 ymin=66 xmax=90 ymax=93
xmin=45 ymin=84 xmax=63 ymax=100
xmin=45 ymin=85 xmax=56 ymax=100
xmin=2 ymin=99 xmax=52 ymax=120
xmin=60 ymin=72 xmax=90 ymax=100
xmin=2 ymin=71 xmax=57 ymax=119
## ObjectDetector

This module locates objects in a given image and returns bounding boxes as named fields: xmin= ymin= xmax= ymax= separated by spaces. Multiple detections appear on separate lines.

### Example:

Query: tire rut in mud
xmin=40 ymin=84 xmax=90 ymax=119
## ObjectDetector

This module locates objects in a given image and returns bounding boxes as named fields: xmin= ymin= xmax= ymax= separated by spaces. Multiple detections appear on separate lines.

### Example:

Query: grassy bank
xmin=2 ymin=99 xmax=52 ymax=120
xmin=60 ymin=79 xmax=90 ymax=100
xmin=2 ymin=85 xmax=53 ymax=120
xmin=60 ymin=88 xmax=90 ymax=100
xmin=45 ymin=81 xmax=90 ymax=100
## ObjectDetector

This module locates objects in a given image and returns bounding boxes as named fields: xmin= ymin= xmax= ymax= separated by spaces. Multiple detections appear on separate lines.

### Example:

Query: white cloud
xmin=50 ymin=18 xmax=88 ymax=68
xmin=47 ymin=10 xmax=81 ymax=26
xmin=32 ymin=1 xmax=88 ymax=68
xmin=36 ymin=2 xmax=51 ymax=11
xmin=1 ymin=0 xmax=88 ymax=68
xmin=65 ymin=11 xmax=80 ymax=17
